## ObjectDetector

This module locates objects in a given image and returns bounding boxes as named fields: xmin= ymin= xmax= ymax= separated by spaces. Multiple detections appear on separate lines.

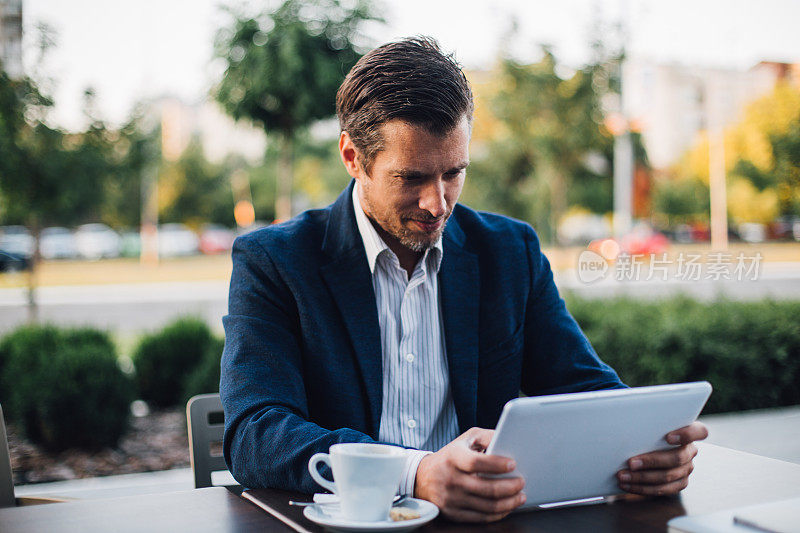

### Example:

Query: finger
xmin=452 ymin=491 xmax=527 ymax=515
xmin=459 ymin=472 xmax=525 ymax=499
xmin=666 ymin=422 xmax=709 ymax=446
xmin=629 ymin=443 xmax=697 ymax=471
xmin=453 ymin=447 xmax=516 ymax=475
xmin=620 ymin=477 xmax=689 ymax=496
xmin=467 ymin=428 xmax=495 ymax=451
xmin=618 ymin=461 xmax=693 ymax=486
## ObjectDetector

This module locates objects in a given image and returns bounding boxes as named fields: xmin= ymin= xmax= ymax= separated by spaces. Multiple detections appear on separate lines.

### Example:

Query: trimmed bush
xmin=0 ymin=325 xmax=133 ymax=451
xmin=565 ymin=295 xmax=800 ymax=414
xmin=182 ymin=336 xmax=225 ymax=403
xmin=133 ymin=317 xmax=219 ymax=408
xmin=0 ymin=325 xmax=61 ymax=443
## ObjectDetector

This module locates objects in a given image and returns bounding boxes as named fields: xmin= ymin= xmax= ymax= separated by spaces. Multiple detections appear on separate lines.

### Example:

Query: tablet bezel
xmin=485 ymin=381 xmax=712 ymax=508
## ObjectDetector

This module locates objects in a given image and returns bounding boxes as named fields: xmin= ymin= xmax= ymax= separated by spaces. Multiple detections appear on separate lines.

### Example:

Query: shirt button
xmin=405 ymin=353 xmax=415 ymax=363
xmin=407 ymin=419 xmax=417 ymax=429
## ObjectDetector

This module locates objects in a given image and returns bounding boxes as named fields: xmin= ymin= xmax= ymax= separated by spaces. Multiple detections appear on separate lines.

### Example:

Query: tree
xmin=463 ymin=48 xmax=618 ymax=242
xmin=158 ymin=137 xmax=236 ymax=228
xmin=214 ymin=0 xmax=379 ymax=221
xmin=673 ymin=81 xmax=800 ymax=225
xmin=99 ymin=111 xmax=156 ymax=230
xmin=652 ymin=177 xmax=710 ymax=227
xmin=0 ymin=70 xmax=113 ymax=320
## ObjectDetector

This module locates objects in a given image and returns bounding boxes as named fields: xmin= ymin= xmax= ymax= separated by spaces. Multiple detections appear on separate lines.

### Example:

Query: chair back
xmin=186 ymin=393 xmax=228 ymax=488
xmin=1 ymin=404 xmax=16 ymax=508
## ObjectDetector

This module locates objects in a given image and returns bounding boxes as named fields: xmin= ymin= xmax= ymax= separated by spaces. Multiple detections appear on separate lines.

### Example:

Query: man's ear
xmin=338 ymin=131 xmax=362 ymax=179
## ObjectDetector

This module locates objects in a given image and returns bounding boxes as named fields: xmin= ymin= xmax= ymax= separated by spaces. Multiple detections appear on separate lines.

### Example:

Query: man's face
xmin=340 ymin=117 xmax=470 ymax=254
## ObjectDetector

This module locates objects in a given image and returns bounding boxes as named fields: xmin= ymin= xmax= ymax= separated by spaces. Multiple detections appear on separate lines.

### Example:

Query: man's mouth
xmin=410 ymin=218 xmax=443 ymax=233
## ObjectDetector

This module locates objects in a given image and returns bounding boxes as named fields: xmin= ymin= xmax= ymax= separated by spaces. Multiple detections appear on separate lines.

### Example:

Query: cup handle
xmin=308 ymin=453 xmax=337 ymax=494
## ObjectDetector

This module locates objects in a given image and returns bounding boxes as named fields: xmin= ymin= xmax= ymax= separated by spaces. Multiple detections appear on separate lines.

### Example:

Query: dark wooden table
xmin=0 ymin=486 xmax=283 ymax=533
xmin=2 ymin=443 xmax=800 ymax=532
xmin=241 ymin=443 xmax=800 ymax=533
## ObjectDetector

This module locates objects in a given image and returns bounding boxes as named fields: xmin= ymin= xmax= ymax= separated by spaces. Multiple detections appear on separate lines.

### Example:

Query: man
xmin=221 ymin=37 xmax=708 ymax=523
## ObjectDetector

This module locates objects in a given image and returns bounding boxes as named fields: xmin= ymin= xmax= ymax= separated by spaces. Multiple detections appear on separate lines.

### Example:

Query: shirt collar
xmin=352 ymin=181 xmax=443 ymax=274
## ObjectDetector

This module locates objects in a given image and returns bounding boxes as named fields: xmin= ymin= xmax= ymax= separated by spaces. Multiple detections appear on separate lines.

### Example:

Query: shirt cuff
xmin=398 ymin=449 xmax=433 ymax=497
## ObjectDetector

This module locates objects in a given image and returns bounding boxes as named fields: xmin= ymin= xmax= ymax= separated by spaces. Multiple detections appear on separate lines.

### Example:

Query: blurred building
xmin=0 ymin=0 xmax=22 ymax=78
xmin=149 ymin=96 xmax=267 ymax=164
xmin=622 ymin=58 xmax=800 ymax=169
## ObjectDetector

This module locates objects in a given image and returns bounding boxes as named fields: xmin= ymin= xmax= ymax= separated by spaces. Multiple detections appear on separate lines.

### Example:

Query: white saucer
xmin=302 ymin=498 xmax=439 ymax=532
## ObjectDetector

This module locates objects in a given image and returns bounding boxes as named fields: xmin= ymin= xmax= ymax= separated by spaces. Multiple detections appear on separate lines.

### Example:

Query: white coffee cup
xmin=308 ymin=443 xmax=406 ymax=522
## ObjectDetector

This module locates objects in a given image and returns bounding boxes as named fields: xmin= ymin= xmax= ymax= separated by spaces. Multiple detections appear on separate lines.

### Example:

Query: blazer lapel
xmin=439 ymin=214 xmax=480 ymax=432
xmin=320 ymin=182 xmax=383 ymax=438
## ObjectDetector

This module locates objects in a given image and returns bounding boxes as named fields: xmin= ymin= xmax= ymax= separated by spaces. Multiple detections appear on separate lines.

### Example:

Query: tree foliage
xmin=463 ymin=48 xmax=622 ymax=242
xmin=214 ymin=0 xmax=379 ymax=220
xmin=0 ymin=69 xmax=117 ymax=319
xmin=214 ymin=0 xmax=375 ymax=135
xmin=97 ymin=112 xmax=154 ymax=229
xmin=158 ymin=137 xmax=236 ymax=228
xmin=671 ymin=82 xmax=800 ymax=224
xmin=652 ymin=177 xmax=710 ymax=227
xmin=0 ymin=72 xmax=112 ymax=229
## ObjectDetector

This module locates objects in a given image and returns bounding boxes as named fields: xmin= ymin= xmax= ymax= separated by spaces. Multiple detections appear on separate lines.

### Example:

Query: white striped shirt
xmin=352 ymin=183 xmax=460 ymax=496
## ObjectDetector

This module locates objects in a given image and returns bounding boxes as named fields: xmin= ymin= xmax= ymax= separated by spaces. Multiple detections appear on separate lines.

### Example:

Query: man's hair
xmin=336 ymin=36 xmax=474 ymax=172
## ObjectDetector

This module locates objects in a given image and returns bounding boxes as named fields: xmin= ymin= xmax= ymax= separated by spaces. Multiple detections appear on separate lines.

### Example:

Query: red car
xmin=199 ymin=224 xmax=236 ymax=255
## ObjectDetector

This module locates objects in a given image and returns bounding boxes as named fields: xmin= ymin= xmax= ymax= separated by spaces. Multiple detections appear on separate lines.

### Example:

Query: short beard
xmin=395 ymin=221 xmax=447 ymax=252
xmin=360 ymin=182 xmax=449 ymax=252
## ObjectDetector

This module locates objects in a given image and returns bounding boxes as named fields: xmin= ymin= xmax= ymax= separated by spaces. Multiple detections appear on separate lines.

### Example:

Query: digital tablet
xmin=485 ymin=381 xmax=712 ymax=509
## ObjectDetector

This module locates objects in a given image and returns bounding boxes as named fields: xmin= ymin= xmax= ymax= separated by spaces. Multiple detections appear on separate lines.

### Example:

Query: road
xmin=0 ymin=281 xmax=228 ymax=335
xmin=1 ymin=262 xmax=799 ymax=335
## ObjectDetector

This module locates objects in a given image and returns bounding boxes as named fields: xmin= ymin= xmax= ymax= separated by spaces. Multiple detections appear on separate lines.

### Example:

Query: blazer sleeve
xmin=519 ymin=226 xmax=627 ymax=396
xmin=220 ymin=236 xmax=375 ymax=493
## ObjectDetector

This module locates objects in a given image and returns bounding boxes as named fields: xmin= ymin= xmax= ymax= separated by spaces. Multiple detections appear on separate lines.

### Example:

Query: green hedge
xmin=182 ymin=336 xmax=225 ymax=404
xmin=2 ymin=299 xmax=795 ymax=452
xmin=565 ymin=295 xmax=800 ymax=414
xmin=0 ymin=325 xmax=134 ymax=451
xmin=133 ymin=317 xmax=223 ymax=408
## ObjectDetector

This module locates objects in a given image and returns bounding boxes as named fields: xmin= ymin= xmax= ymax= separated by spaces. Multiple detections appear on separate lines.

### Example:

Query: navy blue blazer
xmin=221 ymin=180 xmax=623 ymax=493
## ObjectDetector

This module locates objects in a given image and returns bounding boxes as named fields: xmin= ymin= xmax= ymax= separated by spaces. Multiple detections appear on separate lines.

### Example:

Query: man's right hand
xmin=413 ymin=427 xmax=526 ymax=522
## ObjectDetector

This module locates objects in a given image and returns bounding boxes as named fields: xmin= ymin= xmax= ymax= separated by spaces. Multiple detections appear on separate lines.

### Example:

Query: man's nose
xmin=419 ymin=180 xmax=447 ymax=218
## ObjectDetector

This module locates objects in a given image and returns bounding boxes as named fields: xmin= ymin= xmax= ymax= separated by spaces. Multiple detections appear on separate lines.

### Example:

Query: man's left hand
xmin=616 ymin=421 xmax=708 ymax=496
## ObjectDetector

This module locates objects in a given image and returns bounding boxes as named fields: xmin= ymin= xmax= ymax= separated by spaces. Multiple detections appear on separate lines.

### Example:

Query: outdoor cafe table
xmin=2 ymin=442 xmax=800 ymax=532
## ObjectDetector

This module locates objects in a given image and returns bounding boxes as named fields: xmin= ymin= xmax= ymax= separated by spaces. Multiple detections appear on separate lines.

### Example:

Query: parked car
xmin=0 ymin=249 xmax=30 ymax=272
xmin=0 ymin=226 xmax=34 ymax=258
xmin=158 ymin=223 xmax=199 ymax=257
xmin=769 ymin=216 xmax=800 ymax=241
xmin=557 ymin=212 xmax=611 ymax=246
xmin=672 ymin=224 xmax=694 ymax=244
xmin=738 ymin=223 xmax=766 ymax=244
xmin=39 ymin=227 xmax=78 ymax=260
xmin=620 ymin=224 xmax=669 ymax=255
xmin=199 ymin=224 xmax=236 ymax=255
xmin=119 ymin=230 xmax=141 ymax=258
xmin=75 ymin=223 xmax=121 ymax=260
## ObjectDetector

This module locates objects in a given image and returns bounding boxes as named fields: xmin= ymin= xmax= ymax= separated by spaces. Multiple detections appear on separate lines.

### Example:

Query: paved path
xmin=0 ymin=281 xmax=228 ymax=335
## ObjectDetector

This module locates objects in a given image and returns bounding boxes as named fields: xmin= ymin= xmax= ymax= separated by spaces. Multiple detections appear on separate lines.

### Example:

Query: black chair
xmin=186 ymin=394 xmax=231 ymax=489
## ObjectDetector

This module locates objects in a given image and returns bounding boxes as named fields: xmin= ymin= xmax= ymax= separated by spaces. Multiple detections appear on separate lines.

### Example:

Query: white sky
xmin=20 ymin=0 xmax=800 ymax=131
